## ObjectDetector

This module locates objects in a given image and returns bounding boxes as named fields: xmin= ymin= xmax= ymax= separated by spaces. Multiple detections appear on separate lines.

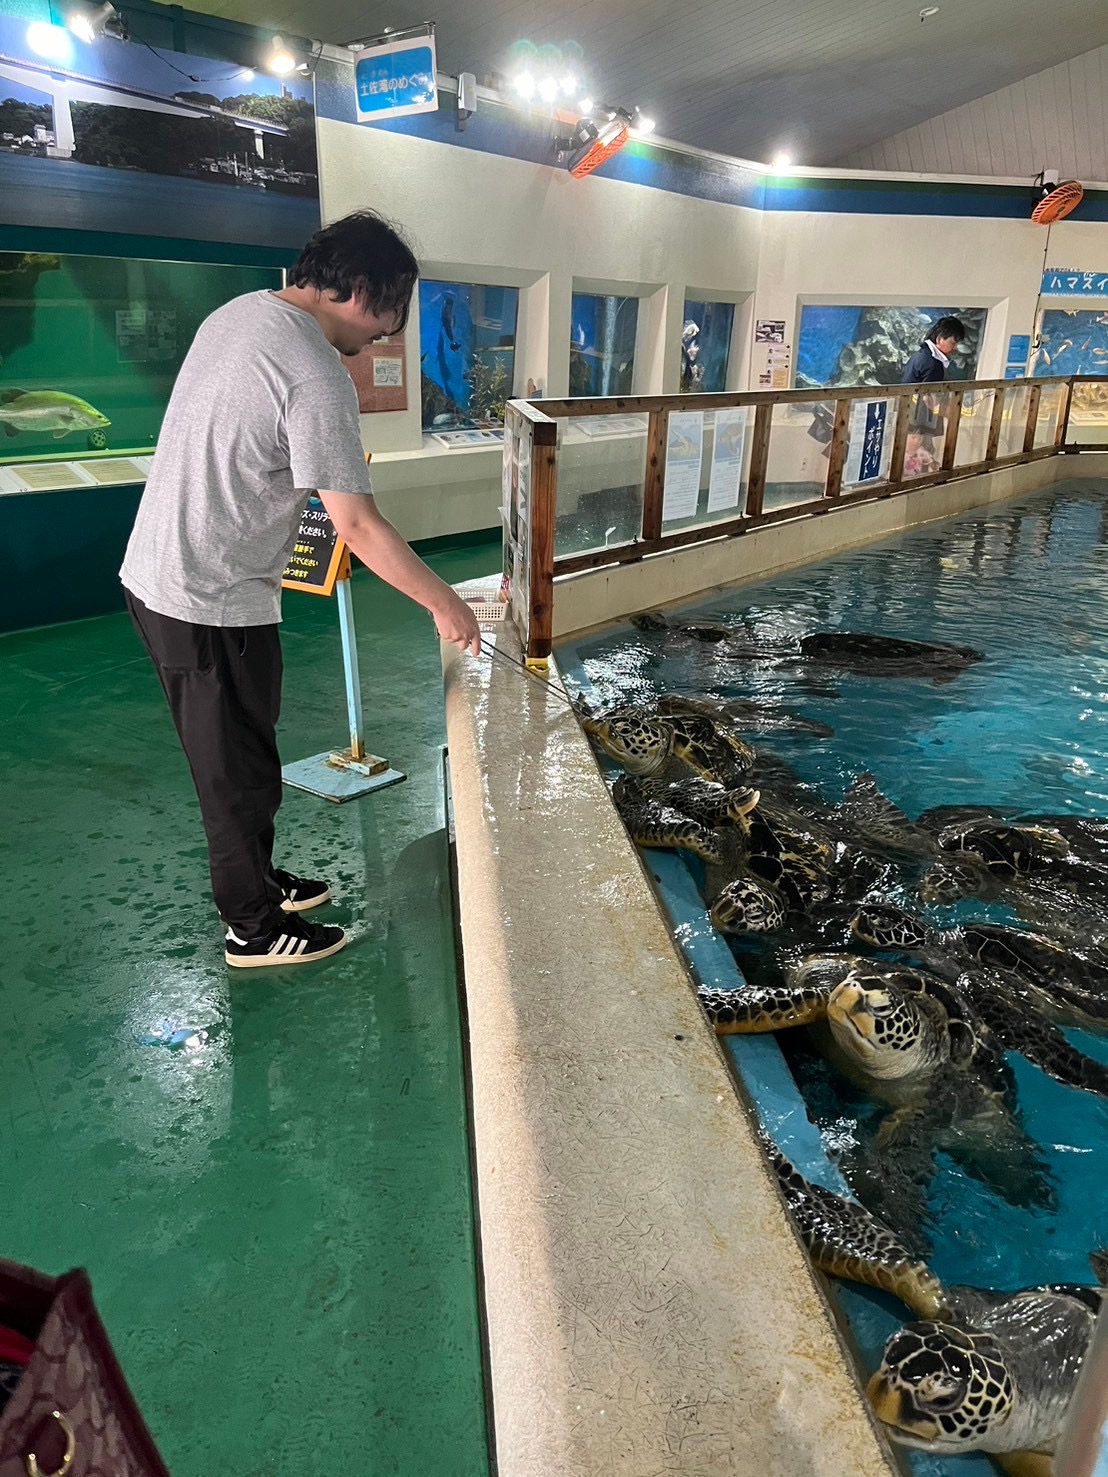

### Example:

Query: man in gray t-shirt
xmin=121 ymin=211 xmax=479 ymax=969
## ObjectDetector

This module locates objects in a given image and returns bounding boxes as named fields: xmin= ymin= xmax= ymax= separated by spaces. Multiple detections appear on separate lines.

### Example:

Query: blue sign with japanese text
xmin=1042 ymin=269 xmax=1108 ymax=296
xmin=355 ymin=36 xmax=437 ymax=122
xmin=858 ymin=400 xmax=887 ymax=482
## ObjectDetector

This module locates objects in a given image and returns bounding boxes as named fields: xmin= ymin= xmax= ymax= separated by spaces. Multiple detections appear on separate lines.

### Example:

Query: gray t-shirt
xmin=120 ymin=290 xmax=372 ymax=626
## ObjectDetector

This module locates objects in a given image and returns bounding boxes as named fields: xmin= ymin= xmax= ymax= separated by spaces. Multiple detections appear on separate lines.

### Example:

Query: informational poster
xmin=707 ymin=408 xmax=747 ymax=513
xmin=281 ymin=497 xmax=348 ymax=596
xmin=755 ymin=319 xmax=786 ymax=343
xmin=501 ymin=428 xmax=516 ymax=517
xmin=767 ymin=342 xmax=791 ymax=388
xmin=1005 ymin=333 xmax=1030 ymax=378
xmin=662 ymin=410 xmax=705 ymax=523
xmin=342 ymin=334 xmax=407 ymax=413
xmin=115 ymin=308 xmax=177 ymax=363
xmin=844 ymin=399 xmax=888 ymax=486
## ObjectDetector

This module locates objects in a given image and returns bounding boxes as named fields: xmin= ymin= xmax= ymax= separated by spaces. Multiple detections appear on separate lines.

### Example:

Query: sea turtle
xmin=700 ymin=954 xmax=1054 ymax=1223
xmin=851 ymin=903 xmax=1108 ymax=1096
xmin=764 ymin=1142 xmax=1105 ymax=1474
xmin=654 ymin=691 xmax=835 ymax=740
xmin=629 ymin=610 xmax=983 ymax=683
xmin=850 ymin=901 xmax=1108 ymax=1029
xmin=581 ymin=707 xmax=756 ymax=787
xmin=936 ymin=820 xmax=1073 ymax=881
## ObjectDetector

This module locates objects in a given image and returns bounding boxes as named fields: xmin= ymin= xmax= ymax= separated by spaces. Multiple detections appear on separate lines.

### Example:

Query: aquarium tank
xmin=0 ymin=251 xmax=280 ymax=459
xmin=1036 ymin=308 xmax=1108 ymax=423
xmin=796 ymin=304 xmax=987 ymax=389
xmin=418 ymin=279 xmax=518 ymax=432
xmin=569 ymin=292 xmax=637 ymax=397
xmin=681 ymin=299 xmax=734 ymax=392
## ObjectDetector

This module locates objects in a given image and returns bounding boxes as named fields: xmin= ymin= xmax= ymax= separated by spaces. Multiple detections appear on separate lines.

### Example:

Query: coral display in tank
xmin=569 ymin=293 xmax=637 ymax=397
xmin=418 ymin=280 xmax=518 ymax=432
xmin=681 ymin=299 xmax=734 ymax=393
xmin=0 ymin=251 xmax=280 ymax=459
xmin=796 ymin=305 xmax=987 ymax=389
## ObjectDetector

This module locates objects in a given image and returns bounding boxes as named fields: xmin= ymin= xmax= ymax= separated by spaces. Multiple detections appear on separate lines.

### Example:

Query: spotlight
xmin=67 ymin=1 xmax=122 ymax=43
xmin=25 ymin=20 xmax=72 ymax=61
xmin=578 ymin=95 xmax=594 ymax=114
xmin=772 ymin=150 xmax=792 ymax=169
xmin=630 ymin=107 xmax=655 ymax=135
xmin=268 ymin=36 xmax=296 ymax=75
xmin=538 ymin=76 xmax=558 ymax=102
xmin=513 ymin=71 xmax=536 ymax=100
xmin=560 ymin=73 xmax=576 ymax=94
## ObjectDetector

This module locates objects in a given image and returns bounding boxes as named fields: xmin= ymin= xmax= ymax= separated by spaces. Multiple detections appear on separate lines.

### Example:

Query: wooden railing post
xmin=527 ymin=419 xmax=559 ymax=661
xmin=1057 ymin=379 xmax=1074 ymax=449
xmin=745 ymin=404 xmax=772 ymax=518
xmin=824 ymin=398 xmax=851 ymax=499
xmin=641 ymin=408 xmax=667 ymax=542
xmin=942 ymin=390 xmax=965 ymax=472
xmin=1023 ymin=383 xmax=1043 ymax=455
xmin=986 ymin=386 xmax=1006 ymax=463
xmin=887 ymin=392 xmax=911 ymax=488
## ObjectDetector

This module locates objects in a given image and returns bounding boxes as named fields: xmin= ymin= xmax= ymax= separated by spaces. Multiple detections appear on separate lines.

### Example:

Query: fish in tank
xmin=796 ymin=305 xmax=987 ymax=389
xmin=0 ymin=251 xmax=281 ymax=459
xmin=569 ymin=292 xmax=638 ymax=397
xmin=681 ymin=299 xmax=734 ymax=393
xmin=419 ymin=279 xmax=518 ymax=431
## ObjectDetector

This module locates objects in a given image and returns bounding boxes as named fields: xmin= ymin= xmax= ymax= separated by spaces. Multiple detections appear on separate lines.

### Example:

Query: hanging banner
xmin=662 ymin=411 xmax=704 ymax=523
xmin=706 ymin=408 xmax=747 ymax=513
xmin=1041 ymin=269 xmax=1108 ymax=295
xmin=355 ymin=34 xmax=438 ymax=123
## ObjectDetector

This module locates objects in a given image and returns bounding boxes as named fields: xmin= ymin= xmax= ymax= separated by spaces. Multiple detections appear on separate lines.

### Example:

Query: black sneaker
xmin=274 ymin=867 xmax=332 ymax=913
xmin=224 ymin=913 xmax=347 ymax=968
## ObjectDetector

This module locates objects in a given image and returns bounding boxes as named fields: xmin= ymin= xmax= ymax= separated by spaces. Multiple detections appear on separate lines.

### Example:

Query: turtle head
xmin=582 ymin=711 xmax=674 ymax=775
xmin=710 ymin=878 xmax=787 ymax=935
xmin=827 ymin=973 xmax=927 ymax=1080
xmin=851 ymin=902 xmax=931 ymax=952
xmin=867 ymin=1321 xmax=1014 ymax=1453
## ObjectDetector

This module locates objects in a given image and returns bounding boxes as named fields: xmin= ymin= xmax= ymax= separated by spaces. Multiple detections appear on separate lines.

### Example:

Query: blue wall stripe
xmin=315 ymin=60 xmax=1108 ymax=222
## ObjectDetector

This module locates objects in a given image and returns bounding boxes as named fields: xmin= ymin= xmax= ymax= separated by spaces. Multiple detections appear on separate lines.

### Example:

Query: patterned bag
xmin=0 ymin=1259 xmax=170 ymax=1477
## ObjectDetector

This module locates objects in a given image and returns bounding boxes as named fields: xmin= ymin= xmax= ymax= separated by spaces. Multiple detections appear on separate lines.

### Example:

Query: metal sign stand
xmin=282 ymin=568 xmax=406 ymax=803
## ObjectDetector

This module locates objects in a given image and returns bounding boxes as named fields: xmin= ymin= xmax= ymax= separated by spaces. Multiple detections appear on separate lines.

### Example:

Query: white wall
xmin=837 ymin=44 xmax=1108 ymax=183
xmin=314 ymin=108 xmax=1108 ymax=540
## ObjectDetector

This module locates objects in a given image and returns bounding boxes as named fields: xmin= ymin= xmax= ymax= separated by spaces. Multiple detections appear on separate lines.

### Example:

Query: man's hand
xmin=432 ymin=589 xmax=481 ymax=655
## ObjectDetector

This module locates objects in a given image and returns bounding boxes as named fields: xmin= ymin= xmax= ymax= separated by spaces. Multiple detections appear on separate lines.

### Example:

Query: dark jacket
xmin=901 ymin=342 xmax=947 ymax=384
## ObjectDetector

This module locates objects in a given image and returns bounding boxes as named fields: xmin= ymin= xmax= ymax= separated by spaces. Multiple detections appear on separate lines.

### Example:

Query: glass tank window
xmin=681 ymin=299 xmax=734 ymax=392
xmin=795 ymin=305 xmax=988 ymax=388
xmin=418 ymin=280 xmax=518 ymax=432
xmin=569 ymin=293 xmax=637 ymax=397
xmin=0 ymin=251 xmax=279 ymax=460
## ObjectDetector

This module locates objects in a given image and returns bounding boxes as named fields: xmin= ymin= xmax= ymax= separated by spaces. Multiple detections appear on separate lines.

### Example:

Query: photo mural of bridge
xmin=0 ymin=7 xmax=320 ymax=249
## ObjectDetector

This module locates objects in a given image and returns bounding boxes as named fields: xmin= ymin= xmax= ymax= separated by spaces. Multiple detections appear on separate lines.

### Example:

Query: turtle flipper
xmin=624 ymin=802 xmax=723 ymax=862
xmin=698 ymin=981 xmax=830 ymax=1032
xmin=969 ymin=975 xmax=1108 ymax=1097
xmin=762 ymin=1139 xmax=949 ymax=1319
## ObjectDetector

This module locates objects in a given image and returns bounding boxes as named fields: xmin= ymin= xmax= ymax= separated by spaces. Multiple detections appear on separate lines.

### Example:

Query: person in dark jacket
xmin=901 ymin=315 xmax=967 ymax=383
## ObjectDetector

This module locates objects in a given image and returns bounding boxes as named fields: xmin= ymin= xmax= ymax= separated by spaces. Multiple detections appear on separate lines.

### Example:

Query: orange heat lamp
xmin=569 ymin=120 xmax=630 ymax=178
xmin=555 ymin=108 xmax=633 ymax=180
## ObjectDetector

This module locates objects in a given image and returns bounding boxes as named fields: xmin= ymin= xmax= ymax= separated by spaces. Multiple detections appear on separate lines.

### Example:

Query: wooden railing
xmin=501 ymin=375 xmax=1108 ymax=660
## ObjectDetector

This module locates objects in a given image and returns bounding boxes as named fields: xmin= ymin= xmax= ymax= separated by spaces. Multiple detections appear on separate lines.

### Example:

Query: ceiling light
xmin=26 ymin=20 xmax=73 ymax=61
xmin=773 ymin=151 xmax=792 ymax=169
xmin=67 ymin=1 xmax=120 ymax=43
xmin=513 ymin=70 xmax=536 ymax=100
xmin=268 ymin=36 xmax=296 ymax=75
xmin=560 ymin=73 xmax=576 ymax=95
xmin=631 ymin=108 xmax=655 ymax=135
xmin=538 ymin=76 xmax=558 ymax=102
xmin=578 ymin=95 xmax=594 ymax=114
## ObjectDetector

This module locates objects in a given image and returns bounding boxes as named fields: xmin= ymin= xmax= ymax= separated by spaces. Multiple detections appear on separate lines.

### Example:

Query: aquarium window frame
xmin=569 ymin=279 xmax=657 ymax=398
xmin=679 ymin=295 xmax=746 ymax=394
xmin=793 ymin=297 xmax=995 ymax=389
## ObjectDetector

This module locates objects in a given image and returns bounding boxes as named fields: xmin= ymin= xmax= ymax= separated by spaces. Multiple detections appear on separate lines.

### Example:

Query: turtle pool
xmin=557 ymin=478 xmax=1108 ymax=1476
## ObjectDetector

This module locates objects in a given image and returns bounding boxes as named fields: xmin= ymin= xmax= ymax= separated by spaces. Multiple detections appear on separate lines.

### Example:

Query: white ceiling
xmin=183 ymin=0 xmax=1108 ymax=166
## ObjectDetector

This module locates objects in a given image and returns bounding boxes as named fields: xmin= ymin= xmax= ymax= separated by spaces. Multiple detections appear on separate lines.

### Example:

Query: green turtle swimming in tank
xmin=580 ymin=706 xmax=756 ymax=788
xmin=0 ymin=389 xmax=111 ymax=440
xmin=851 ymin=902 xmax=1108 ymax=1095
xmin=702 ymin=954 xmax=1055 ymax=1224
xmin=763 ymin=1140 xmax=1106 ymax=1476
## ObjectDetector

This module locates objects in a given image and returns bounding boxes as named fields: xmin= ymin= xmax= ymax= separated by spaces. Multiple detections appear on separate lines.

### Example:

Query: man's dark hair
xmin=288 ymin=210 xmax=419 ymax=331
xmin=927 ymin=315 xmax=967 ymax=344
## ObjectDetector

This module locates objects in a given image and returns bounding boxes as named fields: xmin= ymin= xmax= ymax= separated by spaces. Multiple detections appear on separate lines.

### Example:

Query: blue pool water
xmin=558 ymin=478 xmax=1108 ymax=1474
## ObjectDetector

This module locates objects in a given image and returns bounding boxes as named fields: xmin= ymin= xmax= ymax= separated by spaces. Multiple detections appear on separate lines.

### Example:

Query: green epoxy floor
xmin=0 ymin=538 xmax=499 ymax=1476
